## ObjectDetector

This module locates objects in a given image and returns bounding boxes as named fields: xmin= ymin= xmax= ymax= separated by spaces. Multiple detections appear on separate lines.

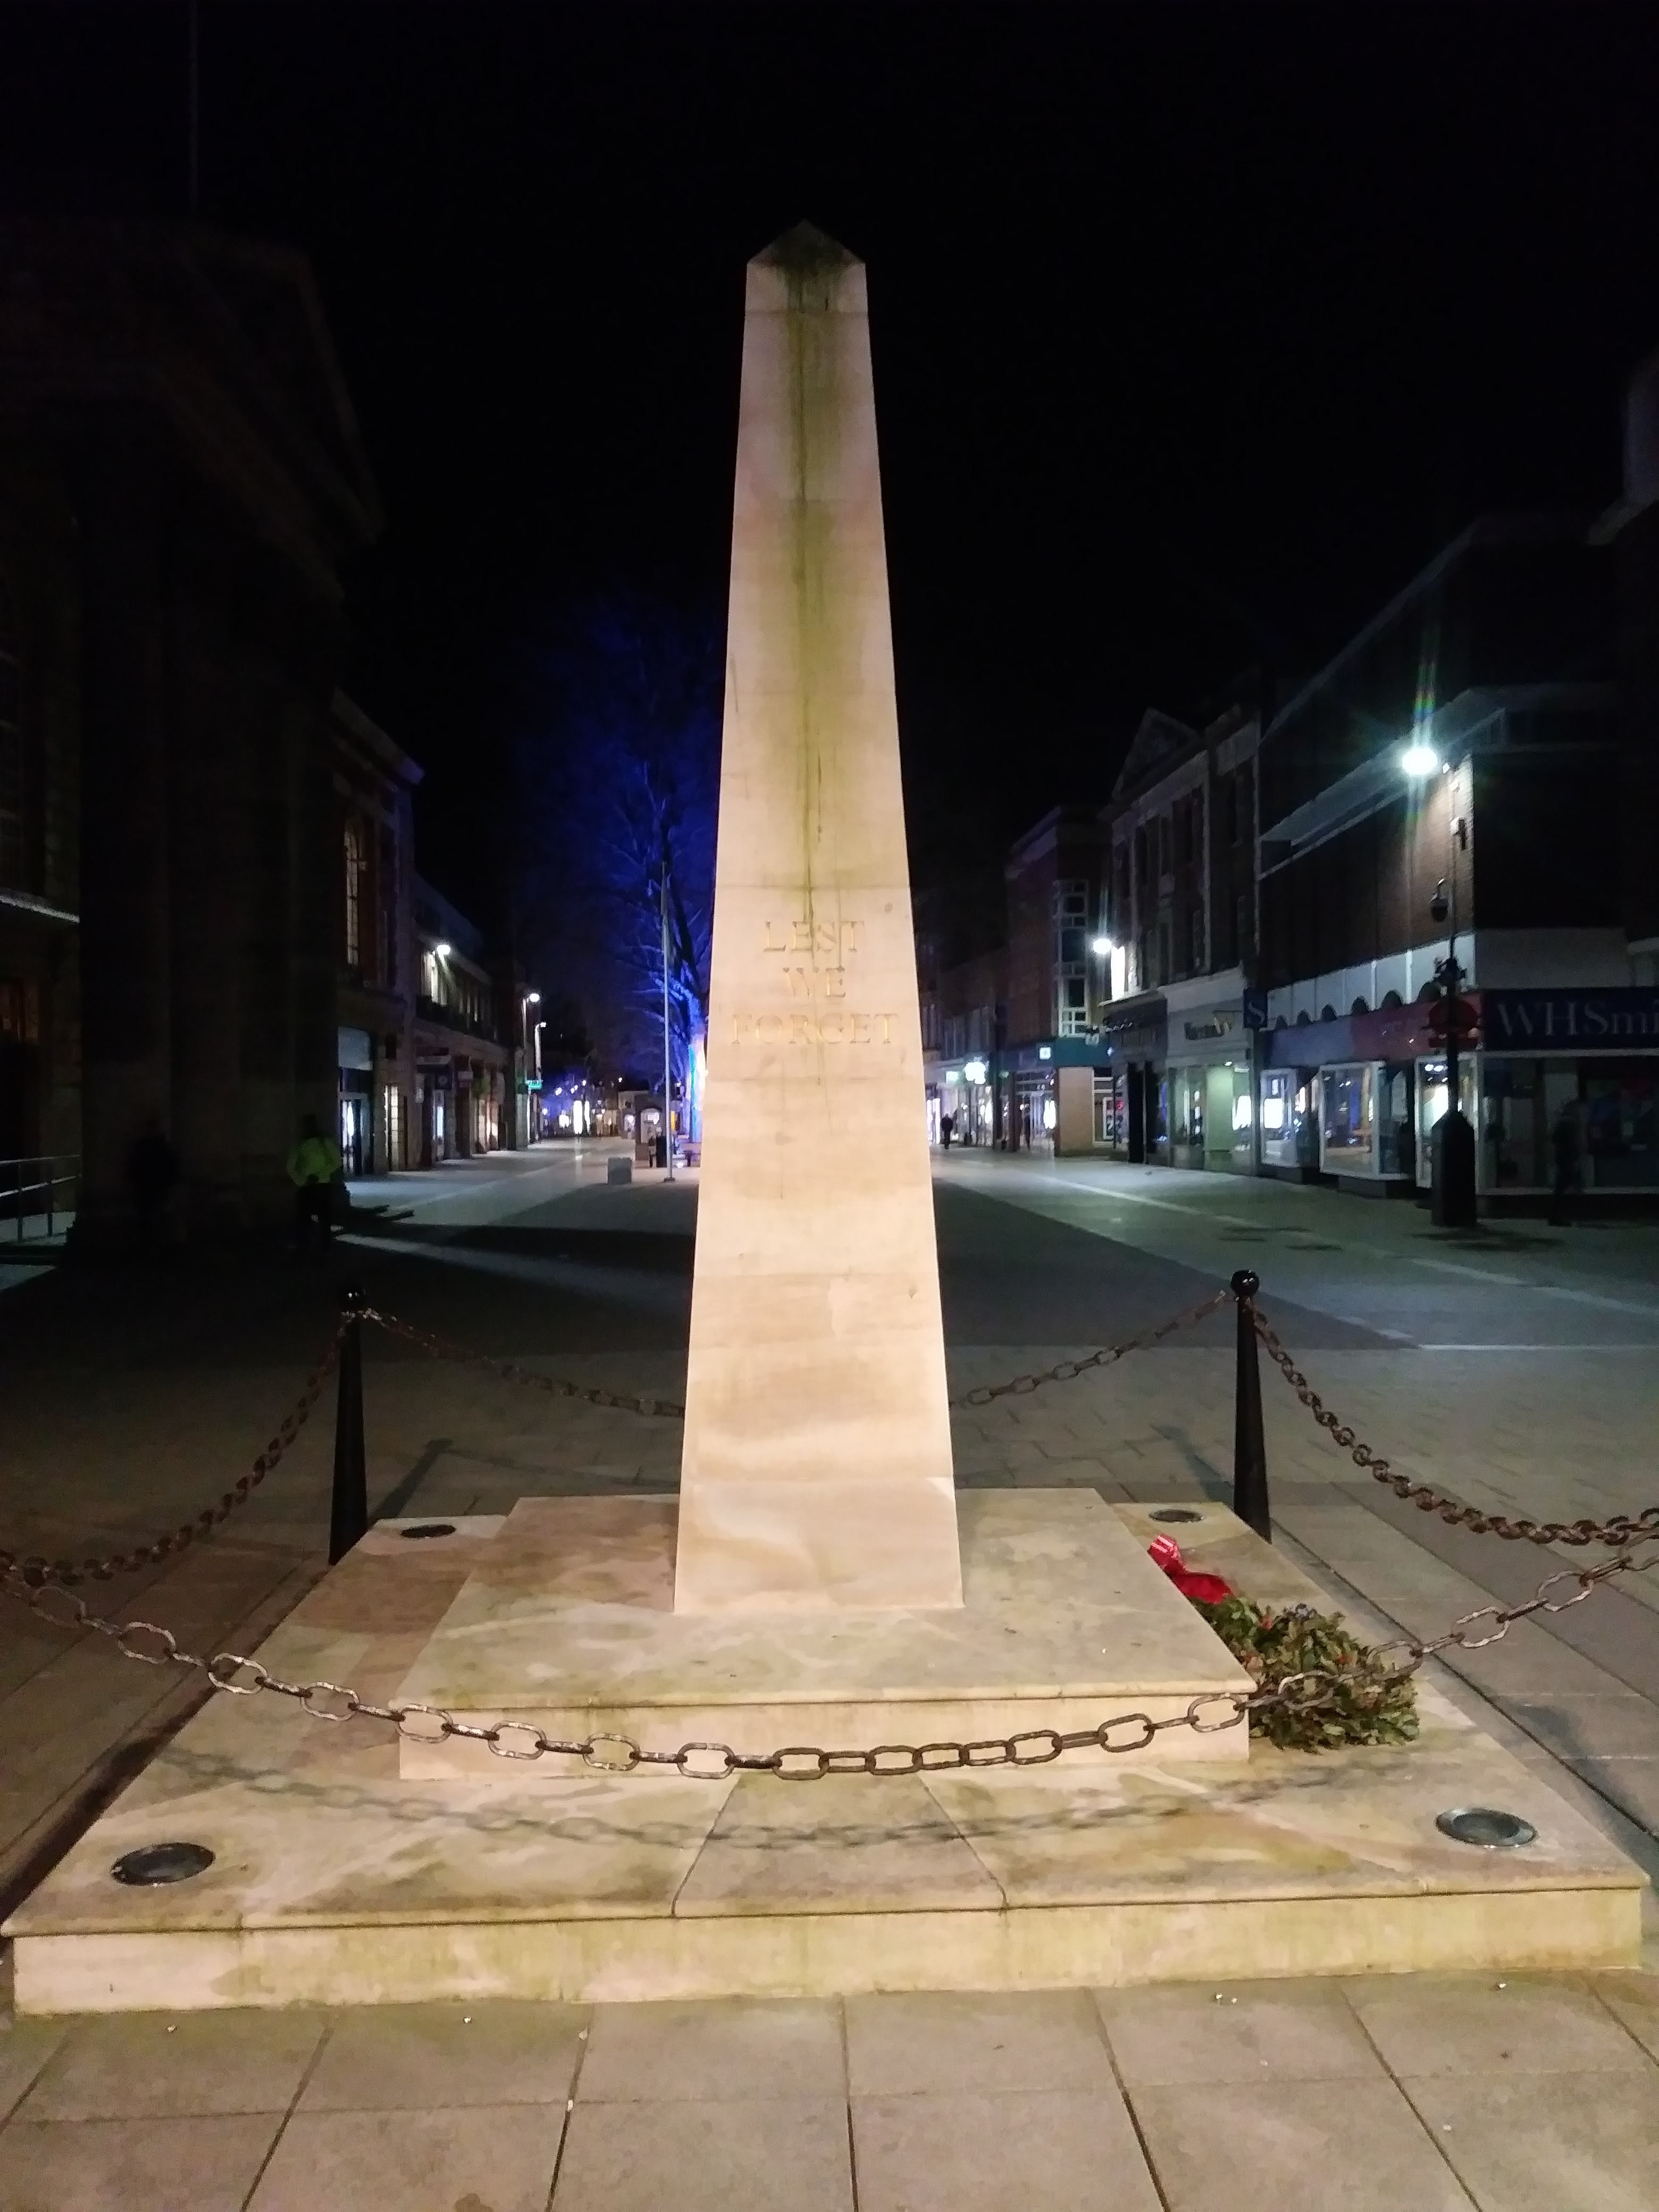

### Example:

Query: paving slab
xmin=551 ymin=2094 xmax=853 ymax=2212
xmin=0 ymin=2112 xmax=282 ymax=2212
xmin=297 ymin=1998 xmax=587 ymax=2110
xmin=246 ymin=2104 xmax=566 ymax=2212
xmin=1399 ymin=2069 xmax=1659 ymax=2211
xmin=851 ymin=2087 xmax=1163 ymax=2212
xmin=1341 ymin=1971 xmax=1654 ymax=2076
xmin=576 ymin=1997 xmax=844 ymax=2102
xmin=1093 ymin=1975 xmax=1384 ymax=2085
xmin=14 ymin=2005 xmax=326 ymax=2118
xmin=844 ymin=1989 xmax=1114 ymax=2097
xmin=1129 ymin=2076 xmax=1474 ymax=2212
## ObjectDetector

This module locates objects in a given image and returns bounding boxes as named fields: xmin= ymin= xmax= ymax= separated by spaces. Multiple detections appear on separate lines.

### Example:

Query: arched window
xmin=1319 ymin=1003 xmax=1338 ymax=1023
xmin=1380 ymin=989 xmax=1403 ymax=1010
xmin=1351 ymin=996 xmax=1370 ymax=1016
xmin=0 ymin=573 xmax=22 ymax=890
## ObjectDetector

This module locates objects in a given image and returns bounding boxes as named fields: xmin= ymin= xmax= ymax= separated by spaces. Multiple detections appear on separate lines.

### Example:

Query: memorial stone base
xmin=7 ymin=1497 xmax=1643 ymax=2013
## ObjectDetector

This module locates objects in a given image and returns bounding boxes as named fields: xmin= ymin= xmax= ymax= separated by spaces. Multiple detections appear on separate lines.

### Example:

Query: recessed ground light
xmin=1149 ymin=1508 xmax=1203 ymax=1524
xmin=1436 ymin=1807 xmax=1536 ymax=1849
xmin=112 ymin=1842 xmax=215 ymax=1886
xmin=400 ymin=1522 xmax=456 ymax=1540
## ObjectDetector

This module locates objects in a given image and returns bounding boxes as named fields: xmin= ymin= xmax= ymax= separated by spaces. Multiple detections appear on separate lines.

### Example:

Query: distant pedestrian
xmin=127 ymin=1117 xmax=180 ymax=1255
xmin=287 ymin=1112 xmax=342 ymax=1251
xmin=940 ymin=1110 xmax=954 ymax=1150
xmin=1547 ymin=1103 xmax=1581 ymax=1228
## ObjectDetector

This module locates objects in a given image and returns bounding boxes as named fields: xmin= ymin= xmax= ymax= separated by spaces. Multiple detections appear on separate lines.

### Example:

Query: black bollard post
xmin=1230 ymin=1268 xmax=1271 ymax=1543
xmin=329 ymin=1285 xmax=368 ymax=1565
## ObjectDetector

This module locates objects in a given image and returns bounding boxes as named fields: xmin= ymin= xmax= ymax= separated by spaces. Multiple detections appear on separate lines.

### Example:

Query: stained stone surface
xmin=677 ymin=223 xmax=960 ymax=1614
xmin=5 ymin=1511 xmax=1641 ymax=2014
xmin=390 ymin=1489 xmax=1254 ymax=1776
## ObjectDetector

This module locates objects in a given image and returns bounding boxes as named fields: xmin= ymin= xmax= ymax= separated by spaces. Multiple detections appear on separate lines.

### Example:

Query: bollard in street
xmin=1230 ymin=1268 xmax=1271 ymax=1543
xmin=329 ymin=1284 xmax=368 ymax=1565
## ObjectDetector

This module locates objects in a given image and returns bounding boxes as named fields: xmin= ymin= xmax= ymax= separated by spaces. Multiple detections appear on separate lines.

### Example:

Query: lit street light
xmin=1402 ymin=746 xmax=1476 ymax=1226
xmin=1090 ymin=935 xmax=1113 ymax=957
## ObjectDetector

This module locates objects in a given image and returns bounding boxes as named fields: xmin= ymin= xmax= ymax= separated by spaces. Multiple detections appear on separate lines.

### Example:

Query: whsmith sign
xmin=1481 ymin=990 xmax=1659 ymax=1050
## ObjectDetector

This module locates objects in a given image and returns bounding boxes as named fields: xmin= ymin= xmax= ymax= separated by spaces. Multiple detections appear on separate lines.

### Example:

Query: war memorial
xmin=3 ymin=229 xmax=1643 ymax=2016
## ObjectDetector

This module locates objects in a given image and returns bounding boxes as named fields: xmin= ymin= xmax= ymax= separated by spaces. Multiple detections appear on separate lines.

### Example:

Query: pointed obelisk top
xmin=745 ymin=221 xmax=866 ymax=313
xmin=751 ymin=220 xmax=861 ymax=273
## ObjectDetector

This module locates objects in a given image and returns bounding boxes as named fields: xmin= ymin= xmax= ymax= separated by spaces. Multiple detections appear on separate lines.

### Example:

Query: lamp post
xmin=1403 ymin=743 xmax=1476 ymax=1227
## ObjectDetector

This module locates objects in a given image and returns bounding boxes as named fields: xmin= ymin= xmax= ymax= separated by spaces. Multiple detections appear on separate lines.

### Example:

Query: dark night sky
xmin=5 ymin=3 xmax=1659 ymax=928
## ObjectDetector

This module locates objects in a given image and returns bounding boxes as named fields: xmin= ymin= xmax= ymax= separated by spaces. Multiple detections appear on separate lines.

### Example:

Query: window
xmin=1189 ymin=908 xmax=1205 ymax=973
xmin=382 ymin=1084 xmax=406 ymax=1171
xmin=0 ymin=575 xmax=22 ymax=890
xmin=379 ymin=830 xmax=398 ymax=988
xmin=343 ymin=819 xmax=364 ymax=970
xmin=1320 ymin=1063 xmax=1376 ymax=1172
xmin=422 ymin=947 xmax=441 ymax=1003
xmin=1053 ymin=878 xmax=1090 ymax=1036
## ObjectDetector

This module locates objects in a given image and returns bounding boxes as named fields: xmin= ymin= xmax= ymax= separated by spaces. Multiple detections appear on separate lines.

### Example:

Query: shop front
xmin=337 ymin=1026 xmax=373 ymax=1177
xmin=1262 ymin=986 xmax=1659 ymax=1203
xmin=1261 ymin=1003 xmax=1429 ymax=1194
xmin=1161 ymin=996 xmax=1255 ymax=1173
xmin=929 ymin=1057 xmax=994 ymax=1147
xmin=1092 ymin=997 xmax=1167 ymax=1162
xmin=415 ymin=1050 xmax=451 ymax=1165
xmin=1474 ymin=988 xmax=1659 ymax=1200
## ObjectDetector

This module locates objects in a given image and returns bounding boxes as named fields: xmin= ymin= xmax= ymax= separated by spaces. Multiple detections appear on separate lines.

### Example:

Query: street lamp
xmin=432 ymin=940 xmax=451 ymax=960
xmin=1402 ymin=735 xmax=1477 ymax=1227
xmin=1090 ymin=935 xmax=1113 ymax=957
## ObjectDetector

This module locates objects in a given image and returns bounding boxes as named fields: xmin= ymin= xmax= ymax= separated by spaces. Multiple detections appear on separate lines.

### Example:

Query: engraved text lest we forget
xmin=731 ymin=918 xmax=893 ymax=1044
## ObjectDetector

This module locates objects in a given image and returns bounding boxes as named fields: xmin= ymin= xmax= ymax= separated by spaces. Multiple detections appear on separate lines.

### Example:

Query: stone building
xmin=1096 ymin=703 xmax=1262 ymax=1169
xmin=332 ymin=693 xmax=420 ymax=1177
xmin=412 ymin=878 xmax=524 ymax=1167
xmin=0 ymin=221 xmax=382 ymax=1237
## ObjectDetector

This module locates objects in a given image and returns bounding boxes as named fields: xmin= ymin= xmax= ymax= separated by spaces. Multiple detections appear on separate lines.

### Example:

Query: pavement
xmin=3 ymin=1137 xmax=1659 ymax=2208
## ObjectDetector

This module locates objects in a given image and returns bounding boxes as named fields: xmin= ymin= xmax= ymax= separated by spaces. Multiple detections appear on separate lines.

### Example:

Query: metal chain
xmin=12 ymin=1538 xmax=1649 ymax=1777
xmin=1249 ymin=1303 xmax=1659 ymax=1550
xmin=361 ymin=1306 xmax=684 ymax=1420
xmin=359 ymin=1285 xmax=1233 ymax=1420
xmin=0 ymin=1328 xmax=345 ymax=1591
xmin=951 ymin=1289 xmax=1232 ymax=1408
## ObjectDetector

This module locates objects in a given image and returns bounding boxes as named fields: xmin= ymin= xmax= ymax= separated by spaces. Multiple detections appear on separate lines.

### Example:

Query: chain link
xmin=950 ymin=1289 xmax=1231 ymax=1408
xmin=0 ymin=1328 xmax=344 ymax=1591
xmin=1249 ymin=1304 xmax=1659 ymax=1550
xmin=11 ymin=1538 xmax=1650 ymax=1776
xmin=361 ymin=1306 xmax=684 ymax=1420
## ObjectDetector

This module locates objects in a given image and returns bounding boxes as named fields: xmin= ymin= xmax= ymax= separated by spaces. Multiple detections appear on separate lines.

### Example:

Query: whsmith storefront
xmin=1260 ymin=987 xmax=1659 ymax=1203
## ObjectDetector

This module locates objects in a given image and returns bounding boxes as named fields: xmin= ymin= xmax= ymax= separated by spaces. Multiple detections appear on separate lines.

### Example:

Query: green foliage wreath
xmin=1193 ymin=1596 xmax=1420 ymax=1752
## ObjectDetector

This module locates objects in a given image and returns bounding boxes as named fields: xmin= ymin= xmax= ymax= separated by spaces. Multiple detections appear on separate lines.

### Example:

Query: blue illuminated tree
xmin=514 ymin=595 xmax=719 ymax=1090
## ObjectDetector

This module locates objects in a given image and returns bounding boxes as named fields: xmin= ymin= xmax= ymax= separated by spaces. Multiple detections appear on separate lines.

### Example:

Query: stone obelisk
xmin=674 ymin=225 xmax=962 ymax=1614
